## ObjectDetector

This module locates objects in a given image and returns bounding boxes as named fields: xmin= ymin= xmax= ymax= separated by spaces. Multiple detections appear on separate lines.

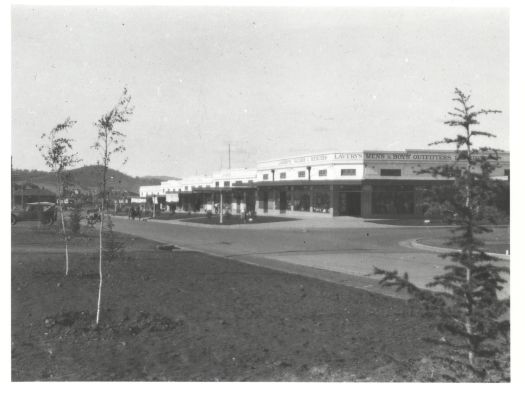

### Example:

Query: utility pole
xmin=153 ymin=196 xmax=156 ymax=218
xmin=21 ymin=177 xmax=24 ymax=208
xmin=11 ymin=156 xmax=14 ymax=208
xmin=220 ymin=191 xmax=223 ymax=224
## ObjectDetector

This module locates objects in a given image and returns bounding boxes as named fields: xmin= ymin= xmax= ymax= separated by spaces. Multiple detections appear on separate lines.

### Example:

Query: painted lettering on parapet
xmin=260 ymin=150 xmax=506 ymax=169
xmin=411 ymin=154 xmax=453 ymax=161
xmin=277 ymin=153 xmax=333 ymax=166
xmin=365 ymin=152 xmax=454 ymax=161
xmin=333 ymin=153 xmax=363 ymax=160
xmin=365 ymin=153 xmax=387 ymax=160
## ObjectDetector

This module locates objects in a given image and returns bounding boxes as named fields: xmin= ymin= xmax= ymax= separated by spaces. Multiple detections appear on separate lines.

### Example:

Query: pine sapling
xmin=374 ymin=88 xmax=509 ymax=381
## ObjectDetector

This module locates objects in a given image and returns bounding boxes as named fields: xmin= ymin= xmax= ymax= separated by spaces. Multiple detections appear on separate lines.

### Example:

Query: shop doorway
xmin=262 ymin=191 xmax=268 ymax=213
xmin=279 ymin=191 xmax=287 ymax=214
xmin=236 ymin=196 xmax=241 ymax=214
xmin=339 ymin=191 xmax=361 ymax=216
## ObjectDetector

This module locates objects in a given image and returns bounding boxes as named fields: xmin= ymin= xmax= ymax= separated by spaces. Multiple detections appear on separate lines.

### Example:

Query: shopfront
xmin=141 ymin=149 xmax=509 ymax=219
xmin=371 ymin=184 xmax=414 ymax=215
xmin=257 ymin=183 xmax=338 ymax=217
xmin=338 ymin=187 xmax=361 ymax=216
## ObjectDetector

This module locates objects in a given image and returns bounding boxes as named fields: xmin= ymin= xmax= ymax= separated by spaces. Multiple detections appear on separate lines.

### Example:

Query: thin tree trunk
xmin=464 ymin=126 xmax=475 ymax=369
xmin=96 ymin=142 xmax=109 ymax=326
xmin=56 ymin=174 xmax=69 ymax=275
xmin=59 ymin=204 xmax=69 ymax=275
xmin=96 ymin=203 xmax=104 ymax=326
xmin=465 ymin=267 xmax=474 ymax=368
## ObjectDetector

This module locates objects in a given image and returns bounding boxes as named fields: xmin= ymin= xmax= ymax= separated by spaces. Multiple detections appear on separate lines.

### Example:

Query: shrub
xmin=69 ymin=205 xmax=82 ymax=235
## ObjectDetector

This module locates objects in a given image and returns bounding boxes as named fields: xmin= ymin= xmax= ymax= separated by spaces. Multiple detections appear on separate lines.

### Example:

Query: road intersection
xmin=112 ymin=216 xmax=510 ymax=299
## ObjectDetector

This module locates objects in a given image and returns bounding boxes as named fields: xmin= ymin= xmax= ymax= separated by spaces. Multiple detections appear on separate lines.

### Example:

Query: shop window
xmin=318 ymin=169 xmax=327 ymax=177
xmin=312 ymin=187 xmax=330 ymax=213
xmin=234 ymin=180 xmax=243 ymax=186
xmin=184 ymin=186 xmax=188 ymax=191
xmin=341 ymin=169 xmax=356 ymax=176
xmin=298 ymin=171 xmax=306 ymax=178
xmin=215 ymin=181 xmax=219 ymax=187
xmin=280 ymin=172 xmax=286 ymax=179
xmin=224 ymin=181 xmax=230 ymax=187
xmin=292 ymin=187 xmax=310 ymax=211
xmin=372 ymin=185 xmax=414 ymax=215
xmin=263 ymin=174 xmax=269 ymax=180
xmin=380 ymin=169 xmax=401 ymax=176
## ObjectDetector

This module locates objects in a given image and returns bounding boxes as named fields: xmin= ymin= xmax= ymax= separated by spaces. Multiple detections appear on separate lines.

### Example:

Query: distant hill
xmin=142 ymin=175 xmax=180 ymax=182
xmin=12 ymin=165 xmax=176 ymax=194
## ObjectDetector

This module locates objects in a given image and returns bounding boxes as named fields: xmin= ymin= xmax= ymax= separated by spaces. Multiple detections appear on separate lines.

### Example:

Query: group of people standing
xmin=127 ymin=206 xmax=142 ymax=220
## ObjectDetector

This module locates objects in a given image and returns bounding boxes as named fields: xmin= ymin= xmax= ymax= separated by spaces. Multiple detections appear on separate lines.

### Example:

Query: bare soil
xmin=12 ymin=223 xmax=441 ymax=381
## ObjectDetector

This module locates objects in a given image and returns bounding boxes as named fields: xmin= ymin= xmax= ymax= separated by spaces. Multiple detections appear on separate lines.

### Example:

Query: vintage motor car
xmin=11 ymin=202 xmax=57 ymax=225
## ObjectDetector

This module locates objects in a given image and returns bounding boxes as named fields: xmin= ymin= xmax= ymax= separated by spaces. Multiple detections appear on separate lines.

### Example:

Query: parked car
xmin=11 ymin=202 xmax=57 ymax=225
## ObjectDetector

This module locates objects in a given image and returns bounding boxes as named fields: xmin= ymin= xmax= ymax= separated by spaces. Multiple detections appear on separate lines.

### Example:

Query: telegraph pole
xmin=11 ymin=156 xmax=14 ymax=208
xmin=220 ymin=191 xmax=223 ymax=224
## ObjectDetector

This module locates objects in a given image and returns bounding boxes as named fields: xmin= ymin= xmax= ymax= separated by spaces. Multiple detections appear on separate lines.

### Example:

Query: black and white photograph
xmin=7 ymin=0 xmax=522 ymax=385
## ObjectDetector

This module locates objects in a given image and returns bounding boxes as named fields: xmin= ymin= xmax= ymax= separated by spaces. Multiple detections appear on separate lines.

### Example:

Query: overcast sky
xmin=12 ymin=6 xmax=509 ymax=178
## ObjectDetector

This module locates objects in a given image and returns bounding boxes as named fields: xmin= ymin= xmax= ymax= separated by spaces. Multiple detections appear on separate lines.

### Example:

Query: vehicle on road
xmin=11 ymin=202 xmax=57 ymax=225
xmin=85 ymin=208 xmax=102 ymax=227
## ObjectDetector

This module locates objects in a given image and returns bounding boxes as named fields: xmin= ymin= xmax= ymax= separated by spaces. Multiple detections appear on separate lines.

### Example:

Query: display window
xmin=312 ymin=186 xmax=330 ymax=213
xmin=372 ymin=185 xmax=414 ymax=214
xmin=292 ymin=186 xmax=310 ymax=211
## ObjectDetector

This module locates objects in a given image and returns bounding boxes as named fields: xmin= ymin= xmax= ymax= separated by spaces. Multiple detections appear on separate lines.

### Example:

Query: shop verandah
xmin=145 ymin=180 xmax=508 ymax=219
xmin=167 ymin=186 xmax=257 ymax=215
xmin=255 ymin=180 xmax=456 ymax=218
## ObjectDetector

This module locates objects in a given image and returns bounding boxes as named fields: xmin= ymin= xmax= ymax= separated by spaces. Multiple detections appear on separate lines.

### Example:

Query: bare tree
xmin=92 ymin=88 xmax=134 ymax=326
xmin=37 ymin=118 xmax=80 ymax=276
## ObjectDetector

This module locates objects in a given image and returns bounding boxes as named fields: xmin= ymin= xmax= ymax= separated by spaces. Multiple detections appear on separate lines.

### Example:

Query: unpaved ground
xmin=12 ymin=224 xmax=444 ymax=381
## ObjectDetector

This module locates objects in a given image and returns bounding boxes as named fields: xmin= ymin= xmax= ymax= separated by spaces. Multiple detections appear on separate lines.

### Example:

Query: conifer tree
xmin=375 ymin=88 xmax=509 ymax=381
xmin=92 ymin=88 xmax=134 ymax=326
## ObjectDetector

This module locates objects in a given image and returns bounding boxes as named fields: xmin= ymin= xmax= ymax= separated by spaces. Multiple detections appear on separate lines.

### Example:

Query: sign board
xmin=364 ymin=152 xmax=454 ymax=161
xmin=131 ymin=197 xmax=146 ymax=204
xmin=259 ymin=150 xmax=508 ymax=169
xmin=166 ymin=193 xmax=179 ymax=203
